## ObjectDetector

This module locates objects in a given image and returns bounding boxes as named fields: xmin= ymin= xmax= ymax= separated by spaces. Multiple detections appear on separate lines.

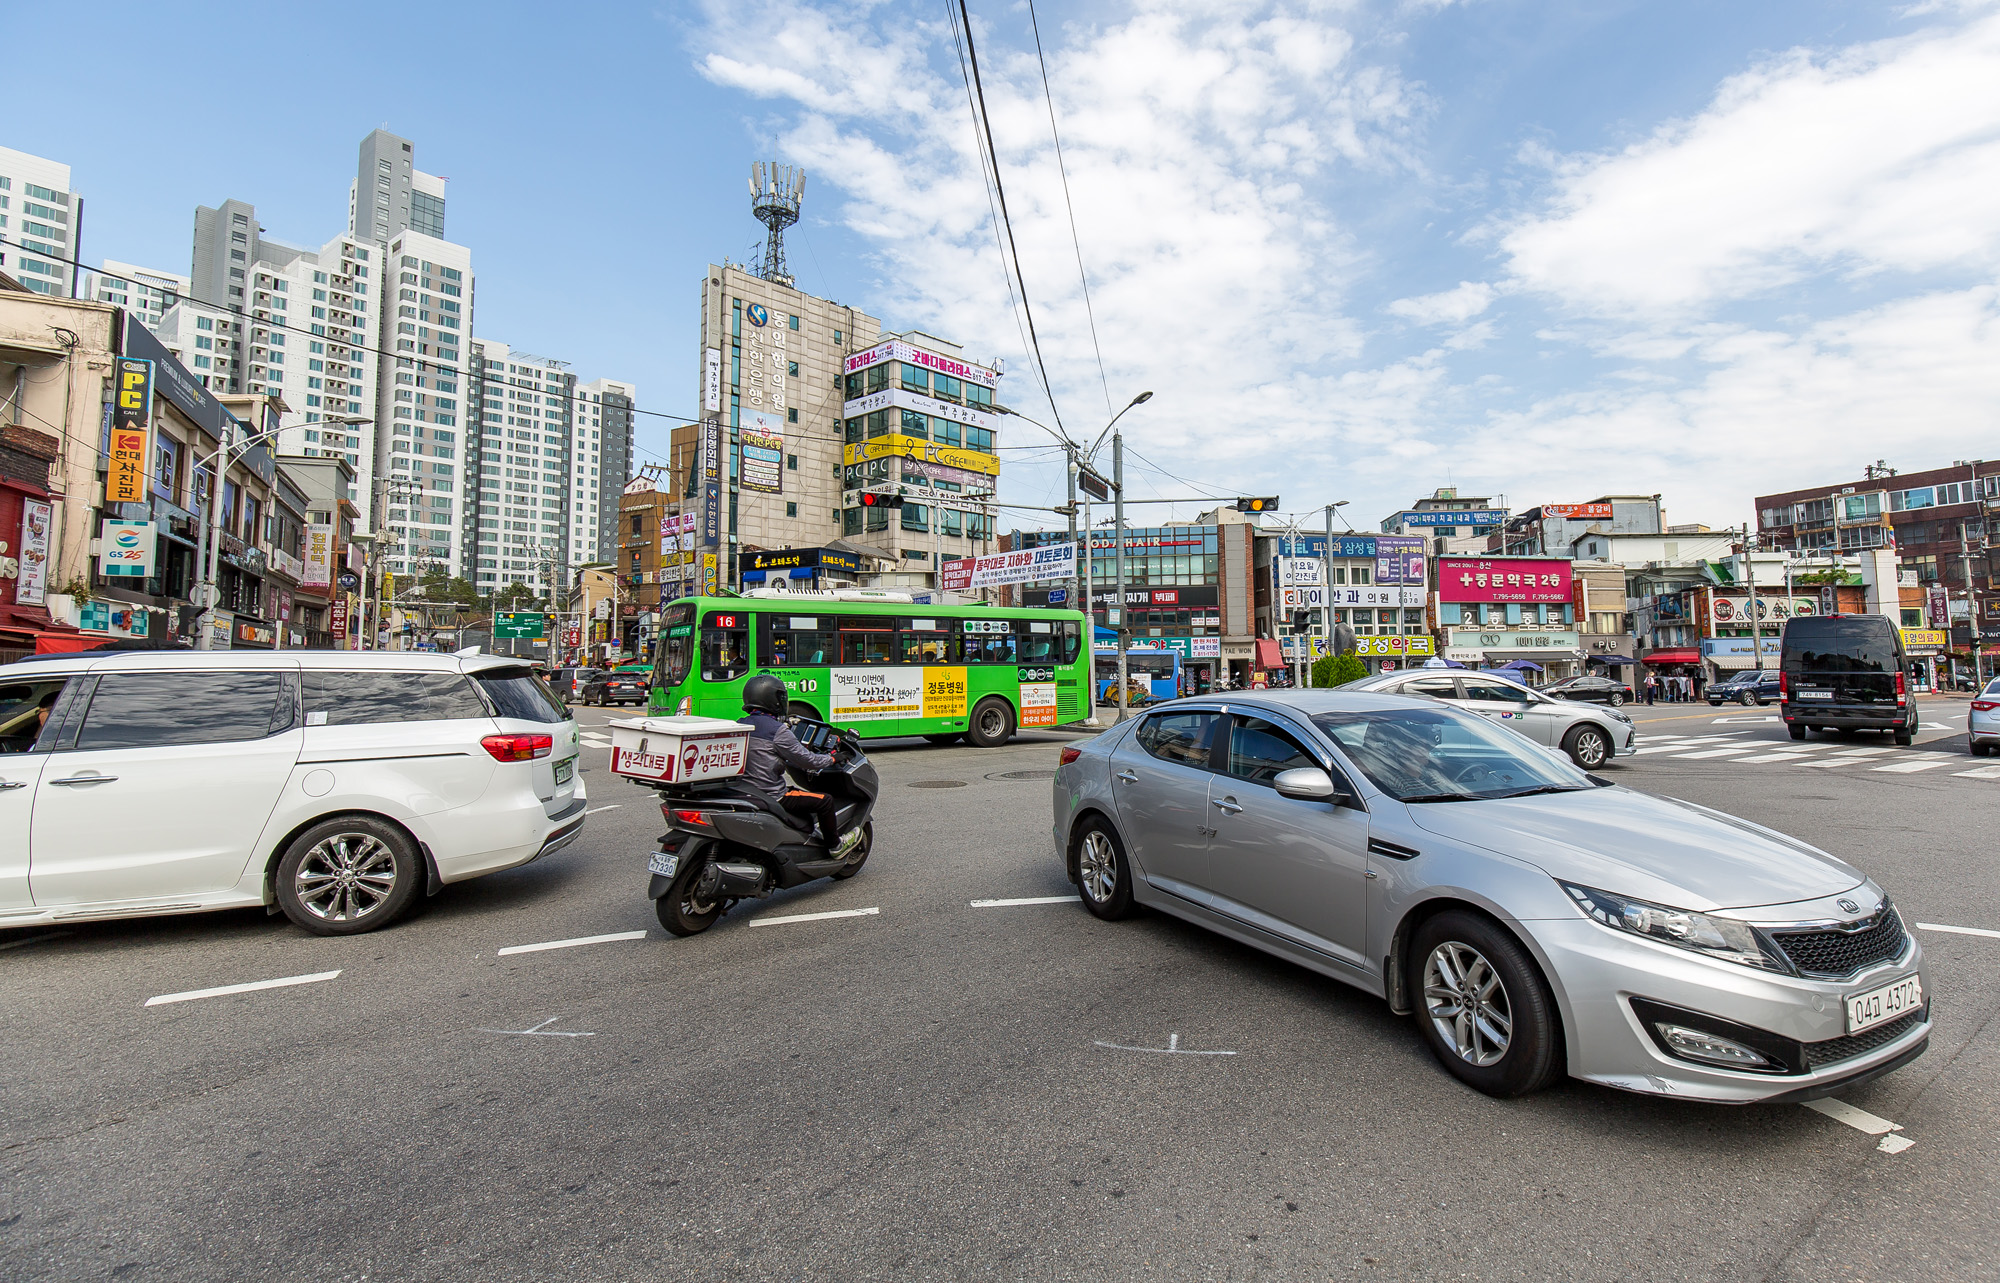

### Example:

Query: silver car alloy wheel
xmin=1423 ymin=941 xmax=1513 ymax=1066
xmin=295 ymin=832 xmax=398 ymax=923
xmin=1572 ymin=727 xmax=1608 ymax=768
xmin=1078 ymin=830 xmax=1118 ymax=903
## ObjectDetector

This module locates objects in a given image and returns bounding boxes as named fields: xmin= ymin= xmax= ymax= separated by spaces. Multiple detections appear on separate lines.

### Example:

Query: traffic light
xmin=1291 ymin=609 xmax=1312 ymax=633
xmin=1235 ymin=496 xmax=1280 ymax=513
xmin=859 ymin=490 xmax=905 ymax=510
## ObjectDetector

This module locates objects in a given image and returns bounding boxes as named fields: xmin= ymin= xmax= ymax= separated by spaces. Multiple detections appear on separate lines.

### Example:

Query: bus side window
xmin=701 ymin=613 xmax=751 ymax=683
xmin=1059 ymin=619 xmax=1082 ymax=665
xmin=762 ymin=614 xmax=833 ymax=667
xmin=1016 ymin=619 xmax=1057 ymax=663
xmin=841 ymin=622 xmax=897 ymax=665
xmin=899 ymin=616 xmax=954 ymax=664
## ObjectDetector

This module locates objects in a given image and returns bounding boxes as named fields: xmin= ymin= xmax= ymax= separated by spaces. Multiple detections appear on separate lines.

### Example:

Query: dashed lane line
xmin=146 ymin=970 xmax=342 ymax=1008
xmin=1803 ymin=1097 xmax=1913 ymax=1153
xmin=970 ymin=896 xmax=1075 ymax=908
xmin=749 ymin=907 xmax=880 ymax=927
xmin=584 ymin=804 xmax=621 ymax=814
xmin=1917 ymin=922 xmax=2000 ymax=939
xmin=497 ymin=930 xmax=648 ymax=956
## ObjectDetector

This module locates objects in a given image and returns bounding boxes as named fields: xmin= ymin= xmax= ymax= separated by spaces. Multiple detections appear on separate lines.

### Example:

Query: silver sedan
xmin=1342 ymin=668 xmax=1635 ymax=769
xmin=1053 ymin=691 xmax=1928 ymax=1101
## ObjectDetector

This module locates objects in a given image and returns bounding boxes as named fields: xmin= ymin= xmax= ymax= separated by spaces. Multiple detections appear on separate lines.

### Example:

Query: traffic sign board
xmin=495 ymin=611 xmax=546 ymax=639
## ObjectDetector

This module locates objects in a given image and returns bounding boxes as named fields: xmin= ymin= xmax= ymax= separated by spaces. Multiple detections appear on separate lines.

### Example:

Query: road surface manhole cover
xmin=908 ymin=780 xmax=968 ymax=789
xmin=991 ymin=770 xmax=1056 ymax=780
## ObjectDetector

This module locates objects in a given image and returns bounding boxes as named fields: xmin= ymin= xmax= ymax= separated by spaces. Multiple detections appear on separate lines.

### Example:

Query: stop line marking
xmin=1803 ymin=1098 xmax=1912 ymax=1152
xmin=146 ymin=970 xmax=342 ymax=1007
xmin=1918 ymin=922 xmax=2000 ymax=939
xmin=971 ymin=896 xmax=1074 ymax=908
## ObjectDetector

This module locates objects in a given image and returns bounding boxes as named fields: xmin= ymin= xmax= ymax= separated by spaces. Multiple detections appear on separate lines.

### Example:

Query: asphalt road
xmin=3 ymin=695 xmax=1996 ymax=1281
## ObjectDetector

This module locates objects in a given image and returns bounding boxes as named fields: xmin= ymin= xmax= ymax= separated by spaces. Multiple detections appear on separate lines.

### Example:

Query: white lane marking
xmin=1831 ymin=747 xmax=1892 ymax=757
xmin=749 ymin=906 xmax=881 ymax=927
xmin=971 ymin=896 xmax=1075 ymax=908
xmin=146 ymin=970 xmax=341 ymax=1007
xmin=0 ymin=930 xmax=71 ymax=952
xmin=497 ymin=930 xmax=647 ymax=956
xmin=1879 ymin=1133 xmax=1917 ymax=1153
xmin=583 ymin=804 xmax=621 ymax=814
xmin=1918 ymin=922 xmax=2000 ymax=939
xmin=1734 ymin=753 xmax=1822 ymax=764
xmin=1803 ymin=1097 xmax=1907 ymax=1149
xmin=475 ymin=1016 xmax=596 ymax=1038
xmin=1095 ymin=1032 xmax=1237 ymax=1056
xmin=1871 ymin=760 xmax=1953 ymax=774
xmin=1673 ymin=748 xmax=1757 ymax=759
xmin=1711 ymin=715 xmax=1779 ymax=724
xmin=1952 ymin=765 xmax=2000 ymax=779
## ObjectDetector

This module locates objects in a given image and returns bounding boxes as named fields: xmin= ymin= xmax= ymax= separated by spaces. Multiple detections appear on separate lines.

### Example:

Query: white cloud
xmin=1500 ymin=8 xmax=2000 ymax=316
xmin=1387 ymin=280 xmax=1494 ymax=324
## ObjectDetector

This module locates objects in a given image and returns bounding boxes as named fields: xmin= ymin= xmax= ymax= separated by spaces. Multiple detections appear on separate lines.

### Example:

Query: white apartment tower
xmin=0 ymin=145 xmax=79 ymax=296
xmin=379 ymin=231 xmax=473 ymax=579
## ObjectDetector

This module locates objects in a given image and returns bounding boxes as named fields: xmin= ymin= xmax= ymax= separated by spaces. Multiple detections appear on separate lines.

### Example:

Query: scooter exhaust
xmin=694 ymin=861 xmax=771 ymax=901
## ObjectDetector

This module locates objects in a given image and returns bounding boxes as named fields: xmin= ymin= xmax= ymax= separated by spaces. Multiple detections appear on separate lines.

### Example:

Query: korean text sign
xmin=1438 ymin=557 xmax=1572 ymax=604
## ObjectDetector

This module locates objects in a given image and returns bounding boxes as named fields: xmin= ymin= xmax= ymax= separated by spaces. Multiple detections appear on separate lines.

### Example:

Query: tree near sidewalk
xmin=1312 ymin=652 xmax=1368 ymax=688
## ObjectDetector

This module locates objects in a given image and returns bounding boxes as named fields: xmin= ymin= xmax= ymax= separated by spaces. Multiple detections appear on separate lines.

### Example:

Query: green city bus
xmin=650 ymin=593 xmax=1091 ymax=746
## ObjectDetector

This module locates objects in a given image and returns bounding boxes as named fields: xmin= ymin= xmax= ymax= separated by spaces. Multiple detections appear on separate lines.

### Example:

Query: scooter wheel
xmin=656 ymin=860 xmax=725 ymax=935
xmin=831 ymin=821 xmax=872 ymax=880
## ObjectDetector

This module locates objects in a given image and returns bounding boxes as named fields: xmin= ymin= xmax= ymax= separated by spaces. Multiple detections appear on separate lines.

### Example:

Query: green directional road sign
xmin=495 ymin=611 xmax=546 ymax=640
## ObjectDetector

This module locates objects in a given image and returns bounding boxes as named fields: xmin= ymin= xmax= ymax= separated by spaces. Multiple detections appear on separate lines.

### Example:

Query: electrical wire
xmin=1026 ymin=0 xmax=1112 ymax=419
xmin=951 ymin=0 xmax=1068 ymax=441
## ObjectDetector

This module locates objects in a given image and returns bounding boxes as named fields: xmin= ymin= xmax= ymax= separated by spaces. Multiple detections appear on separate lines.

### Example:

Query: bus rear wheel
xmin=966 ymin=697 xmax=1015 ymax=748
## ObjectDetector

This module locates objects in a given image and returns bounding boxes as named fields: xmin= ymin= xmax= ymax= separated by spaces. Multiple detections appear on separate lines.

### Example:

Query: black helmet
xmin=742 ymin=674 xmax=789 ymax=716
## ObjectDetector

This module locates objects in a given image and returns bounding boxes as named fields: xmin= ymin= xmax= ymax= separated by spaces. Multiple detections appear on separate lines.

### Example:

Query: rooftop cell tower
xmin=750 ymin=162 xmax=804 ymax=287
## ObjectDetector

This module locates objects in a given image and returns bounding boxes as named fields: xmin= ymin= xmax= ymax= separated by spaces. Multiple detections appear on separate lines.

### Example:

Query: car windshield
xmin=1986 ymin=678 xmax=2000 ymax=697
xmin=1310 ymin=706 xmax=1591 ymax=802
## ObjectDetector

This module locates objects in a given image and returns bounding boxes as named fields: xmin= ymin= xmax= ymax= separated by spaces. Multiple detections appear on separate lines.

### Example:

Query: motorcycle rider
xmin=737 ymin=674 xmax=862 ymax=856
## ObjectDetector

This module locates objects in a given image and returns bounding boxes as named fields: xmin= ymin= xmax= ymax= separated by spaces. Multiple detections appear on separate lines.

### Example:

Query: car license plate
xmin=1797 ymin=690 xmax=1834 ymax=700
xmin=554 ymin=757 xmax=575 ymax=786
xmin=648 ymin=850 xmax=679 ymax=878
xmin=1847 ymin=975 xmax=1923 ymax=1034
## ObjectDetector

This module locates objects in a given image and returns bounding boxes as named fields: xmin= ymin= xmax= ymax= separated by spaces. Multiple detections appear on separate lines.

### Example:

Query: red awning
xmin=33 ymin=633 xmax=102 ymax=655
xmin=1643 ymin=649 xmax=1702 ymax=665
xmin=1254 ymin=639 xmax=1285 ymax=669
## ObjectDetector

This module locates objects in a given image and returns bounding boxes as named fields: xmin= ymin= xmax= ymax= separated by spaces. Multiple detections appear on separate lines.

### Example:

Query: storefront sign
xmin=330 ymin=597 xmax=348 ymax=640
xmin=843 ymin=339 xmax=1000 ymax=388
xmin=940 ymin=543 xmax=1075 ymax=591
xmin=303 ymin=524 xmax=333 ymax=588
xmin=1542 ymin=503 xmax=1614 ymax=520
xmin=98 ymin=519 xmax=156 ymax=578
xmin=113 ymin=357 xmax=153 ymax=428
xmin=1900 ymin=627 xmax=1948 ymax=655
xmin=235 ymin=619 xmax=276 ymax=647
xmin=704 ymin=348 xmax=721 ymax=412
xmin=16 ymin=499 xmax=51 ymax=605
xmin=1276 ymin=558 xmax=1321 ymax=587
xmin=843 ymin=431 xmax=1001 ymax=477
xmin=740 ymin=408 xmax=784 ymax=494
xmin=1709 ymin=596 xmax=1819 ymax=623
xmin=1356 ymin=635 xmax=1435 ymax=658
xmin=1334 ymin=585 xmax=1426 ymax=609
xmin=1447 ymin=628 xmax=1581 ymax=651
xmin=107 ymin=358 xmax=152 ymax=505
xmin=1191 ymin=637 xmax=1221 ymax=657
xmin=1375 ymin=535 xmax=1426 ymax=583
xmin=700 ymin=418 xmax=723 ymax=546
xmin=843 ymin=386 xmax=997 ymax=435
xmin=1927 ymin=585 xmax=1950 ymax=629
xmin=702 ymin=551 xmax=719 ymax=595
xmin=1397 ymin=509 xmax=1508 ymax=528
xmin=1281 ymin=586 xmax=1326 ymax=609
xmin=1438 ymin=557 xmax=1571 ymax=604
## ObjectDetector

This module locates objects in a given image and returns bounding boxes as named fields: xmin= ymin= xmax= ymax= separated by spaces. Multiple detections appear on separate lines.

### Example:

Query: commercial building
xmin=0 ymin=145 xmax=80 ymax=298
xmin=1435 ymin=554 xmax=1585 ymax=677
xmin=1255 ymin=530 xmax=1432 ymax=674
xmin=1500 ymin=496 xmax=1663 ymax=558
xmin=1756 ymin=461 xmax=1998 ymax=664
xmin=1379 ymin=488 xmax=1509 ymax=553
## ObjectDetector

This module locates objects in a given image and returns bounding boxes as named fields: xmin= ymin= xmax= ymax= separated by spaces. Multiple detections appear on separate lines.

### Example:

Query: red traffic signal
xmin=859 ymin=491 xmax=905 ymax=509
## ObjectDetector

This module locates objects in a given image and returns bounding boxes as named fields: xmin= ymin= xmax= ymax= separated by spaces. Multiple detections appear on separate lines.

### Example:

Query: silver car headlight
xmin=1607 ymin=709 xmax=1632 ymax=724
xmin=1561 ymin=882 xmax=1790 ymax=973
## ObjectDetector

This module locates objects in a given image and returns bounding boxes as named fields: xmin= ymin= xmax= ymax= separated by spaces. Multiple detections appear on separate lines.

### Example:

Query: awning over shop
xmin=1587 ymin=655 xmax=1637 ymax=664
xmin=1642 ymin=649 xmax=1702 ymax=665
xmin=1477 ymin=649 xmax=1583 ymax=662
xmin=1254 ymin=639 xmax=1285 ymax=670
xmin=1494 ymin=660 xmax=1543 ymax=672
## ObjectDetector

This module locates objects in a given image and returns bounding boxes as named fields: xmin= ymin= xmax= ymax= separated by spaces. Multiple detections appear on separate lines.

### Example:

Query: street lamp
xmin=193 ymin=414 xmax=372 ymax=650
xmin=1098 ymin=392 xmax=1154 ymax=723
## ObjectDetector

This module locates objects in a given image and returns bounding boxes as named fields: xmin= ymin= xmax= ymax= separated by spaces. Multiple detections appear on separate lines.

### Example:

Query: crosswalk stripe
xmin=1674 ymin=748 xmax=1756 ymax=759
xmin=1870 ymin=760 xmax=1954 ymax=773
xmin=1952 ymin=765 xmax=2000 ymax=779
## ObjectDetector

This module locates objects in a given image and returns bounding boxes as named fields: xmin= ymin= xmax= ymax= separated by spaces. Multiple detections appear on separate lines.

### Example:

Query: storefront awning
xmin=1254 ymin=639 xmax=1285 ymax=670
xmin=1587 ymin=655 xmax=1637 ymax=665
xmin=1643 ymin=649 xmax=1702 ymax=665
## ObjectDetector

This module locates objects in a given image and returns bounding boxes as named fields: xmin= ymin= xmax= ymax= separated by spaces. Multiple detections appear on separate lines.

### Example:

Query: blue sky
xmin=12 ymin=1 xmax=1996 ymax=532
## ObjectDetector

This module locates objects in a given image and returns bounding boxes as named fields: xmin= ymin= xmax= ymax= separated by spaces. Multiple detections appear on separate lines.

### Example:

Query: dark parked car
xmin=583 ymin=665 xmax=652 ymax=707
xmin=1707 ymin=669 xmax=1782 ymax=706
xmin=1542 ymin=675 xmax=1632 ymax=707
xmin=1781 ymin=614 xmax=1918 ymax=744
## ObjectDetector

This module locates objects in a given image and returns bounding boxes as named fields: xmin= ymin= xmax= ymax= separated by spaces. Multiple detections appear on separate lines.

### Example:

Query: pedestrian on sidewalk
xmin=1644 ymin=672 xmax=1657 ymax=705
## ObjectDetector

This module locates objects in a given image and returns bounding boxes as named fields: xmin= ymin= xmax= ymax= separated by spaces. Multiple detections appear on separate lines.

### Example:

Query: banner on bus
xmin=941 ymin=543 xmax=1075 ymax=591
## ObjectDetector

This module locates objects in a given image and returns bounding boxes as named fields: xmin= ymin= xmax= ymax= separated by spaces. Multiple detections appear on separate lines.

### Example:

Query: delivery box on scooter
xmin=608 ymin=715 xmax=751 ymax=784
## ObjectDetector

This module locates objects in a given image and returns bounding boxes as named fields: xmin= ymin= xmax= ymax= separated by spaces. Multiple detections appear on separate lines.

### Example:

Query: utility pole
xmin=1114 ymin=432 xmax=1129 ymax=723
xmin=1963 ymin=518 xmax=1979 ymax=687
xmin=1066 ymin=449 xmax=1080 ymax=612
xmin=1746 ymin=523 xmax=1766 ymax=671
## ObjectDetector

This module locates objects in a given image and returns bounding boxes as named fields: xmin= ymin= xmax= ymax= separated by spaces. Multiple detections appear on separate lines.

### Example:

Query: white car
xmin=0 ymin=650 xmax=586 ymax=936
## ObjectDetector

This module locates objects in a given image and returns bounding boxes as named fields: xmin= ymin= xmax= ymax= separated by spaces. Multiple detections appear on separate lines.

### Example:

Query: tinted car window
xmin=303 ymin=671 xmax=489 ymax=725
xmin=1784 ymin=618 xmax=1900 ymax=673
xmin=0 ymin=679 xmax=69 ymax=752
xmin=1134 ymin=710 xmax=1218 ymax=768
xmin=1461 ymin=678 xmax=1534 ymax=705
xmin=1226 ymin=716 xmax=1319 ymax=785
xmin=1401 ymin=677 xmax=1460 ymax=699
xmin=1313 ymin=707 xmax=1587 ymax=801
xmin=474 ymin=669 xmax=569 ymax=724
xmin=75 ymin=672 xmax=292 ymax=750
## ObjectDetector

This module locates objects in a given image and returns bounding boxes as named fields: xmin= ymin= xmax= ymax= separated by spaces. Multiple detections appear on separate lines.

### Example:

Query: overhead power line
xmin=1026 ymin=0 xmax=1113 ymax=419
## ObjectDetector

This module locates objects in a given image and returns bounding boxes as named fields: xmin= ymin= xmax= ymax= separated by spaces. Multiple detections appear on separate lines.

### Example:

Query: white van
xmin=0 ymin=651 xmax=585 ymax=936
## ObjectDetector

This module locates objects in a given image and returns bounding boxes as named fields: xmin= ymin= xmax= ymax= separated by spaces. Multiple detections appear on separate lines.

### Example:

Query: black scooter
xmin=643 ymin=716 xmax=878 ymax=935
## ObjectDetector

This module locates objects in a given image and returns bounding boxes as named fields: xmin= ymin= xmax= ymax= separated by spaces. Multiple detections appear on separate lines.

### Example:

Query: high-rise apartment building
xmin=84 ymin=260 xmax=186 ymax=327
xmin=379 ymin=231 xmax=472 ymax=579
xmin=0 ymin=145 xmax=80 ymax=297
xmin=577 ymin=377 xmax=636 ymax=563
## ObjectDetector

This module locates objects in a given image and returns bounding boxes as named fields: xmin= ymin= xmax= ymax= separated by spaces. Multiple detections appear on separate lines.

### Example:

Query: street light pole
xmin=1113 ymin=430 xmax=1129 ymax=722
xmin=193 ymin=414 xmax=370 ymax=650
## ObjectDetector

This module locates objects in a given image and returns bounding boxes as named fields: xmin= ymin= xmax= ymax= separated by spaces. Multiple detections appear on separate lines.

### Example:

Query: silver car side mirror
xmin=1275 ymin=767 xmax=1349 ymax=805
